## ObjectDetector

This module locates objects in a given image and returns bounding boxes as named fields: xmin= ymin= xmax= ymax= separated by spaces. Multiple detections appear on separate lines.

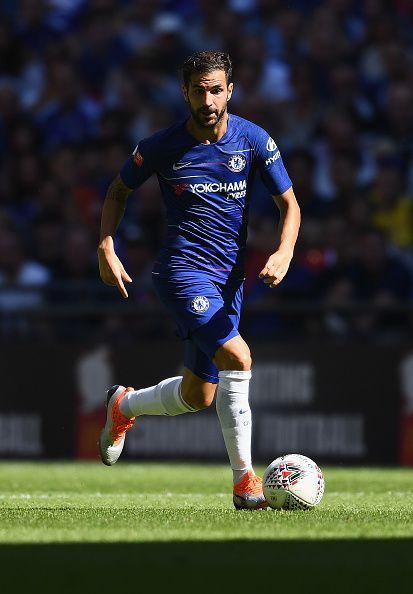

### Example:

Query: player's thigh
xmin=221 ymin=275 xmax=244 ymax=329
xmin=213 ymin=278 xmax=251 ymax=371
xmin=188 ymin=276 xmax=245 ymax=367
xmin=154 ymin=272 xmax=241 ymax=367
xmin=152 ymin=273 xmax=224 ymax=344
xmin=181 ymin=366 xmax=217 ymax=410
xmin=213 ymin=333 xmax=252 ymax=371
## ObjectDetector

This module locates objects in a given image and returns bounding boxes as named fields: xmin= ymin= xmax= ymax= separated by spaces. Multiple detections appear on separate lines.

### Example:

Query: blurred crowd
xmin=1 ymin=0 xmax=413 ymax=339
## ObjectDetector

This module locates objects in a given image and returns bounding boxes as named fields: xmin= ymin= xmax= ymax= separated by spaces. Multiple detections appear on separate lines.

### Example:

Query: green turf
xmin=0 ymin=462 xmax=412 ymax=593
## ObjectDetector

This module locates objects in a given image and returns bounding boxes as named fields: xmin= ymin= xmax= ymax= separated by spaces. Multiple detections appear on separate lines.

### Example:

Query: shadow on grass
xmin=2 ymin=540 xmax=412 ymax=594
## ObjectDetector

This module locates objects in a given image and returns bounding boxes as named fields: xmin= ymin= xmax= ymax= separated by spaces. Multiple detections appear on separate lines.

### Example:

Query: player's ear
xmin=227 ymin=82 xmax=234 ymax=101
xmin=182 ymin=85 xmax=189 ymax=102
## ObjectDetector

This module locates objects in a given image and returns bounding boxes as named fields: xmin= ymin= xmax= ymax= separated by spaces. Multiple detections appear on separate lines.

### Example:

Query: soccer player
xmin=98 ymin=51 xmax=300 ymax=509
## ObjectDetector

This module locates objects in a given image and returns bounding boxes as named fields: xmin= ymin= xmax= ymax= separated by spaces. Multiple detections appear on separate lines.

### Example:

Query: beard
xmin=188 ymin=102 xmax=227 ymax=129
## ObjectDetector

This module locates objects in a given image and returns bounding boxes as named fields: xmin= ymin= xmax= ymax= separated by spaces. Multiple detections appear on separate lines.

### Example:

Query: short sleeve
xmin=119 ymin=138 xmax=156 ymax=189
xmin=254 ymin=128 xmax=292 ymax=196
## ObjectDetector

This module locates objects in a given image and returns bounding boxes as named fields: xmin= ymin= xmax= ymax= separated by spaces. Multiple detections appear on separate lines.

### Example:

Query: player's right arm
xmin=97 ymin=141 xmax=156 ymax=298
xmin=252 ymin=125 xmax=299 ymax=288
xmin=98 ymin=174 xmax=133 ymax=298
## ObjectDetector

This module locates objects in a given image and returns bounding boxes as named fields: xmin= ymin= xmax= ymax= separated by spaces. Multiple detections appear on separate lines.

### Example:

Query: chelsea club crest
xmin=227 ymin=154 xmax=246 ymax=172
xmin=191 ymin=296 xmax=210 ymax=313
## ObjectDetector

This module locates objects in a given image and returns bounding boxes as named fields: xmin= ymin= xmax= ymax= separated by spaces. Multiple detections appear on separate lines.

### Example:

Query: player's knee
xmin=231 ymin=349 xmax=252 ymax=371
xmin=242 ymin=351 xmax=252 ymax=370
xmin=215 ymin=343 xmax=252 ymax=371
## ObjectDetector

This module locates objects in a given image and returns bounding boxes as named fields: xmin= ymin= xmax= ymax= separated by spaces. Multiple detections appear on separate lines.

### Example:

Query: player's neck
xmin=186 ymin=114 xmax=229 ymax=144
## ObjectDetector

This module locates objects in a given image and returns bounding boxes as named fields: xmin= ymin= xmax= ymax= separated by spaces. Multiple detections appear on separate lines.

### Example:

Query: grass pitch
xmin=0 ymin=463 xmax=412 ymax=593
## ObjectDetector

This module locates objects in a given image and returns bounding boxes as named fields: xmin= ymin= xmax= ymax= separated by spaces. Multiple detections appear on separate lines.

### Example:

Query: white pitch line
xmin=0 ymin=491 xmax=411 ymax=500
xmin=0 ymin=493 xmax=229 ymax=499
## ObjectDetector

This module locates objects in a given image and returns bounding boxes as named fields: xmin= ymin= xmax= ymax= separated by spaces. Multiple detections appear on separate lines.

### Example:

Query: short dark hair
xmin=181 ymin=51 xmax=232 ymax=87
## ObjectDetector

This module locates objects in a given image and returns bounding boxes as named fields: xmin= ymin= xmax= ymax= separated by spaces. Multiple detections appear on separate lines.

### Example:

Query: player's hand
xmin=259 ymin=249 xmax=293 ymax=289
xmin=98 ymin=243 xmax=132 ymax=299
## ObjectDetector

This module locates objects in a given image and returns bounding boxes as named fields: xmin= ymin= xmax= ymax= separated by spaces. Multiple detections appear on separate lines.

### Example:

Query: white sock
xmin=215 ymin=370 xmax=254 ymax=485
xmin=119 ymin=376 xmax=197 ymax=417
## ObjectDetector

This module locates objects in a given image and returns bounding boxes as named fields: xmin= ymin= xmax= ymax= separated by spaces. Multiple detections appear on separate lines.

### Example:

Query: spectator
xmin=277 ymin=61 xmax=324 ymax=151
xmin=370 ymin=163 xmax=413 ymax=249
xmin=35 ymin=59 xmax=101 ymax=152
xmin=0 ymin=227 xmax=50 ymax=312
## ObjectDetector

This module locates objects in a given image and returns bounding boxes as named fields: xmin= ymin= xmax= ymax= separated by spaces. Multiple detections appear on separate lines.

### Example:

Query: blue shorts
xmin=152 ymin=272 xmax=244 ymax=383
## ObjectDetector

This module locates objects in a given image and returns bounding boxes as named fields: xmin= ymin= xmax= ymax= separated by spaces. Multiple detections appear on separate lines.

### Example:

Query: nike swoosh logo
xmin=239 ymin=409 xmax=248 ymax=415
xmin=172 ymin=162 xmax=192 ymax=170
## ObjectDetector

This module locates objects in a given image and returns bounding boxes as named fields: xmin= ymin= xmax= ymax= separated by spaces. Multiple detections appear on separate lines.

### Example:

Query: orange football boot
xmin=233 ymin=470 xmax=268 ymax=510
xmin=98 ymin=385 xmax=135 ymax=466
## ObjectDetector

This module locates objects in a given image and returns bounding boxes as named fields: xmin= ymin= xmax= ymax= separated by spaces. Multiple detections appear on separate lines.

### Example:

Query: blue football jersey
xmin=120 ymin=113 xmax=292 ymax=282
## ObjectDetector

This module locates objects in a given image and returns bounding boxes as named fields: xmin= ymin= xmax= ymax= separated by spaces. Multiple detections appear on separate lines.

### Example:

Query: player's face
xmin=183 ymin=70 xmax=233 ymax=128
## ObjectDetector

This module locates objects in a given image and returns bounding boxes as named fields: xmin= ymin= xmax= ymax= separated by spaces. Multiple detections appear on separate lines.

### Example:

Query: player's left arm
xmin=259 ymin=187 xmax=301 ymax=288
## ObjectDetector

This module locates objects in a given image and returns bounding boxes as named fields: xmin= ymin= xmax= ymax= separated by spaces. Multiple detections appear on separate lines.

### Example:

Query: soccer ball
xmin=263 ymin=454 xmax=324 ymax=510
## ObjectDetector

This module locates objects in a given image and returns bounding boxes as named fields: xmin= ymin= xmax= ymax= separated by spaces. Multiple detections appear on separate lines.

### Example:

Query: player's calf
xmin=181 ymin=368 xmax=217 ymax=410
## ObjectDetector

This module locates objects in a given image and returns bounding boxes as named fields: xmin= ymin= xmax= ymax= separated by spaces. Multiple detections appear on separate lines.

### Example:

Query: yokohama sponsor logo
xmin=189 ymin=180 xmax=247 ymax=193
xmin=265 ymin=151 xmax=281 ymax=166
